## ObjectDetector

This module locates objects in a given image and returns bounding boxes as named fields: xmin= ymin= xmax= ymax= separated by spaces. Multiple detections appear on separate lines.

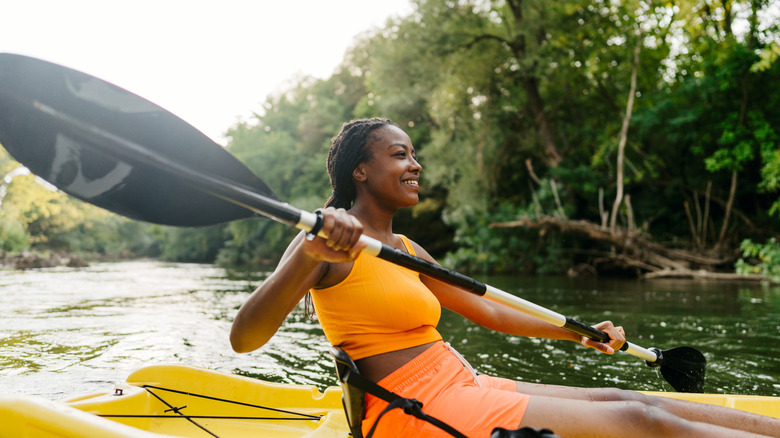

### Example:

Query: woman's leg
xmin=515 ymin=381 xmax=780 ymax=437
xmin=519 ymin=395 xmax=773 ymax=438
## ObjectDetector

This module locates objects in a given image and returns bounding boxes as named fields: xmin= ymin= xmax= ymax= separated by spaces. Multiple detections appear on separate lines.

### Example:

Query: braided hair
xmin=325 ymin=117 xmax=396 ymax=208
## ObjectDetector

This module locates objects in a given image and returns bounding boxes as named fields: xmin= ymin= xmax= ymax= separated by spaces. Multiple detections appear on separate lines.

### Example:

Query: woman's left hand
xmin=579 ymin=321 xmax=626 ymax=355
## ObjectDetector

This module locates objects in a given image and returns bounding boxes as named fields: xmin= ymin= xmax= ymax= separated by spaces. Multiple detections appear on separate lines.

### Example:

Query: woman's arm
xmin=230 ymin=232 xmax=324 ymax=353
xmin=411 ymin=241 xmax=625 ymax=354
xmin=230 ymin=208 xmax=364 ymax=353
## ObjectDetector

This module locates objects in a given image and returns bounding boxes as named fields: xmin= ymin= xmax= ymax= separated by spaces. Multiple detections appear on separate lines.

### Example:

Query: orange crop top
xmin=310 ymin=235 xmax=443 ymax=360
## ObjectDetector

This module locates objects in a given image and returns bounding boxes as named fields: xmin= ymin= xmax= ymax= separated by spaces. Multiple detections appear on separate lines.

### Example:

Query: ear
xmin=352 ymin=165 xmax=367 ymax=183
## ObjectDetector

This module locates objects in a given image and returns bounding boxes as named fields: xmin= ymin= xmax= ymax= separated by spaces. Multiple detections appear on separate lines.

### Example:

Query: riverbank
xmin=0 ymin=251 xmax=99 ymax=270
xmin=492 ymin=216 xmax=778 ymax=284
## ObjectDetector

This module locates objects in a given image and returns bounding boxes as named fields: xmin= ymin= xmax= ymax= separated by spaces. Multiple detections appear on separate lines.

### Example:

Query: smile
xmin=402 ymin=179 xmax=419 ymax=186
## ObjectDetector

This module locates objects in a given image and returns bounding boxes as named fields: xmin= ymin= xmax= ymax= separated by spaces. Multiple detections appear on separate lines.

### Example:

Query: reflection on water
xmin=0 ymin=261 xmax=777 ymax=400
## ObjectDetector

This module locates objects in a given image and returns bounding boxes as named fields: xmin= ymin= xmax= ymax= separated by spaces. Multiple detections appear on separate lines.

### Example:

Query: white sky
xmin=1 ymin=1 xmax=412 ymax=144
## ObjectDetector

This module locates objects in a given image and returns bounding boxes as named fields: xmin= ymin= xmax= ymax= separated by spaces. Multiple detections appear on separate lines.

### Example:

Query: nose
xmin=410 ymin=156 xmax=422 ymax=172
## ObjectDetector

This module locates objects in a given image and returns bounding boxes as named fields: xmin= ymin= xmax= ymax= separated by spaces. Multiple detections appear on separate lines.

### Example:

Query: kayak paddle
xmin=0 ymin=53 xmax=705 ymax=393
xmin=0 ymin=53 xmax=269 ymax=226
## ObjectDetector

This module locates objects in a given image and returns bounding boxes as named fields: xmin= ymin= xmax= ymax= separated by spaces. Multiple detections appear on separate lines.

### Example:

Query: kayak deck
xmin=3 ymin=364 xmax=349 ymax=438
xmin=643 ymin=390 xmax=780 ymax=419
xmin=2 ymin=364 xmax=778 ymax=437
xmin=69 ymin=364 xmax=348 ymax=438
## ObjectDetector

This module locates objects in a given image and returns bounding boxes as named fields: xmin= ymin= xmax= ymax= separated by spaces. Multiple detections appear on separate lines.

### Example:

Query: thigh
xmin=519 ymin=395 xmax=695 ymax=438
xmin=514 ymin=380 xmax=642 ymax=402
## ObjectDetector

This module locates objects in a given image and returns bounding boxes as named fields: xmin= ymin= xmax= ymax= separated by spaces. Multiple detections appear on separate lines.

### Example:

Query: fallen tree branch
xmin=490 ymin=215 xmax=749 ymax=279
xmin=643 ymin=269 xmax=769 ymax=282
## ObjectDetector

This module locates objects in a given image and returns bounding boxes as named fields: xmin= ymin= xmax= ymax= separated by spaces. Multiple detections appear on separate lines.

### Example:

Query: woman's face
xmin=353 ymin=125 xmax=422 ymax=209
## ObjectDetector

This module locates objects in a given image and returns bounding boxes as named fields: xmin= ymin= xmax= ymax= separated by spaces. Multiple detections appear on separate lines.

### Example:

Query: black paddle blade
xmin=0 ymin=53 xmax=276 ymax=226
xmin=659 ymin=346 xmax=706 ymax=393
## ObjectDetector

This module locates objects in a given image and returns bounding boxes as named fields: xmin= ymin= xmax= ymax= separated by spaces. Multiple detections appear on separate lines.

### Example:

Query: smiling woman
xmin=325 ymin=118 xmax=421 ymax=212
xmin=351 ymin=124 xmax=422 ymax=211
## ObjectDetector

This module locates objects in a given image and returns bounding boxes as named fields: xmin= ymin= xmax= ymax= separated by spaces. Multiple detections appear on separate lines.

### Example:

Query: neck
xmin=348 ymin=202 xmax=396 ymax=243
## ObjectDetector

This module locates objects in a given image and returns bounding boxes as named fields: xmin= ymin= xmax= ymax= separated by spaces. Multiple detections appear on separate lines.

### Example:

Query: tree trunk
xmin=506 ymin=0 xmax=561 ymax=167
xmin=716 ymin=170 xmax=738 ymax=251
xmin=715 ymin=24 xmax=752 ymax=251
xmin=609 ymin=30 xmax=642 ymax=231
xmin=521 ymin=76 xmax=561 ymax=167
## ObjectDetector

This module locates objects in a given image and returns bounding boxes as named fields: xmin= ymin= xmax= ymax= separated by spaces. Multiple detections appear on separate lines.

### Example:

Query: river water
xmin=1 ymin=260 xmax=778 ymax=401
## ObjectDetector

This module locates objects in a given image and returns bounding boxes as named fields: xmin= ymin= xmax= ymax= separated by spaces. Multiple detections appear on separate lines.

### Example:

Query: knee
xmin=599 ymin=390 xmax=676 ymax=412
xmin=590 ymin=387 xmax=646 ymax=403
xmin=619 ymin=401 xmax=691 ymax=435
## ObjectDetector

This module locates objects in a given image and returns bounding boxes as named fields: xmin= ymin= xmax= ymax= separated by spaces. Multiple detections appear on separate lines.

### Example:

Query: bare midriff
xmin=355 ymin=341 xmax=439 ymax=383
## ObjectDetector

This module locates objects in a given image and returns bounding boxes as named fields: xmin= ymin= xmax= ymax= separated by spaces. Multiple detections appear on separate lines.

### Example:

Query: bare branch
xmin=610 ymin=28 xmax=642 ymax=231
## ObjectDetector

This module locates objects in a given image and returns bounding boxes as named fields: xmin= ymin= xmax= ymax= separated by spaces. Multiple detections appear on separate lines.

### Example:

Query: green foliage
xmin=751 ymin=43 xmax=780 ymax=73
xmin=442 ymin=202 xmax=571 ymax=275
xmin=736 ymin=238 xmax=780 ymax=283
xmin=0 ymin=214 xmax=29 ymax=252
xmin=157 ymin=225 xmax=229 ymax=263
xmin=755 ymin=116 xmax=780 ymax=215
xmin=706 ymin=113 xmax=756 ymax=173
xmin=215 ymin=219 xmax=297 ymax=267
xmin=48 ymin=215 xmax=158 ymax=257
xmin=692 ymin=38 xmax=780 ymax=215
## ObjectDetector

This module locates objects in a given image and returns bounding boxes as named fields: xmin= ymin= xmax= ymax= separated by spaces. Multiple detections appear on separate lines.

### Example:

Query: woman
xmin=231 ymin=118 xmax=779 ymax=437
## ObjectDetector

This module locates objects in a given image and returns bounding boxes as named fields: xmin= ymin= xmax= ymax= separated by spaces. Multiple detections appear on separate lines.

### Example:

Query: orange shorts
xmin=363 ymin=341 xmax=530 ymax=438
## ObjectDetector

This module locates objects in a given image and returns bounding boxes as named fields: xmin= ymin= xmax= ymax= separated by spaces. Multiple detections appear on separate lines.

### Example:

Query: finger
xmin=329 ymin=209 xmax=358 ymax=250
xmin=342 ymin=215 xmax=362 ymax=242
xmin=583 ymin=338 xmax=615 ymax=355
xmin=593 ymin=321 xmax=625 ymax=343
xmin=327 ymin=225 xmax=346 ymax=250
xmin=319 ymin=209 xmax=360 ymax=252
xmin=599 ymin=343 xmax=615 ymax=354
xmin=318 ymin=208 xmax=338 ymax=240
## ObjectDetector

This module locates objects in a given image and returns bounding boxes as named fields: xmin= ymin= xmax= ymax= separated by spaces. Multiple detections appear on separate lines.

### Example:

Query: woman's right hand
xmin=302 ymin=207 xmax=366 ymax=263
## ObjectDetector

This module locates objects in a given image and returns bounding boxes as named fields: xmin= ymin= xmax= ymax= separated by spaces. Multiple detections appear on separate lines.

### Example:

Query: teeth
xmin=403 ymin=180 xmax=418 ymax=186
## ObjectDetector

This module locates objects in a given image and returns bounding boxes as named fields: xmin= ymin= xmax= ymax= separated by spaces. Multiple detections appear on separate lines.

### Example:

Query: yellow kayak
xmin=1 ymin=364 xmax=778 ymax=437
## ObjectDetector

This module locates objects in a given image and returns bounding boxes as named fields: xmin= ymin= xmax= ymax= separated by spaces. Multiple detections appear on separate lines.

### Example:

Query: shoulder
xmin=397 ymin=234 xmax=436 ymax=263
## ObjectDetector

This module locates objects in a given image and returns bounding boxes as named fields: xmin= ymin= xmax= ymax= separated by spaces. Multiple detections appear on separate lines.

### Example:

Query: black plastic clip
xmin=646 ymin=347 xmax=664 ymax=368
xmin=305 ymin=209 xmax=325 ymax=241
